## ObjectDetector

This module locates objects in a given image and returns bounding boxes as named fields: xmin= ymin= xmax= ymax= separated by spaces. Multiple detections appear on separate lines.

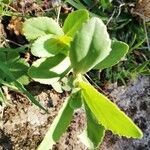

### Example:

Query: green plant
xmin=65 ymin=0 xmax=150 ymax=85
xmin=0 ymin=47 xmax=47 ymax=111
xmin=23 ymin=9 xmax=143 ymax=149
xmin=0 ymin=0 xmax=21 ymax=17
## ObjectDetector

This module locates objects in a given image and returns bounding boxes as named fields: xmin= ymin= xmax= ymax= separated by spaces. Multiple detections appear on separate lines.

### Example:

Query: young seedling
xmin=23 ymin=9 xmax=143 ymax=150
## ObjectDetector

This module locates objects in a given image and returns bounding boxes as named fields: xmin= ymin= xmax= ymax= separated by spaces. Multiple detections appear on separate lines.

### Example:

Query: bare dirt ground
xmin=0 ymin=76 xmax=149 ymax=150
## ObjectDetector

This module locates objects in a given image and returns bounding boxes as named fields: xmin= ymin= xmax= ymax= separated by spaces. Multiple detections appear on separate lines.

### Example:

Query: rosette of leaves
xmin=23 ymin=10 xmax=143 ymax=150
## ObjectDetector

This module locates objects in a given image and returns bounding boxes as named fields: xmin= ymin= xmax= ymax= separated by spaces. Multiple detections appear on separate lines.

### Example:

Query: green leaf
xmin=100 ymin=0 xmax=112 ymax=8
xmin=0 ymin=63 xmax=47 ymax=112
xmin=131 ymin=60 xmax=150 ymax=78
xmin=38 ymin=97 xmax=74 ymax=150
xmin=69 ymin=90 xmax=82 ymax=109
xmin=0 ymin=87 xmax=6 ymax=105
xmin=0 ymin=79 xmax=18 ymax=91
xmin=78 ymin=81 xmax=143 ymax=138
xmin=82 ymin=0 xmax=93 ymax=6
xmin=0 ymin=46 xmax=27 ymax=53
xmin=23 ymin=17 xmax=64 ymax=40
xmin=66 ymin=0 xmax=86 ymax=10
xmin=0 ymin=0 xmax=11 ymax=4
xmin=69 ymin=17 xmax=111 ymax=74
xmin=0 ymin=52 xmax=30 ymax=85
xmin=132 ymin=60 xmax=150 ymax=74
xmin=63 ymin=9 xmax=89 ymax=37
xmin=31 ymin=35 xmax=72 ymax=57
xmin=0 ymin=51 xmax=19 ymax=63
xmin=28 ymin=54 xmax=71 ymax=85
xmin=79 ymin=103 xmax=105 ymax=149
xmin=94 ymin=40 xmax=129 ymax=70
xmin=8 ymin=59 xmax=30 ymax=84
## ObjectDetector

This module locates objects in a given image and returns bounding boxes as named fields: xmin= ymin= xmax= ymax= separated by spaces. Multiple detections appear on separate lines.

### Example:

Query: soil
xmin=0 ymin=76 xmax=149 ymax=150
xmin=100 ymin=76 xmax=150 ymax=150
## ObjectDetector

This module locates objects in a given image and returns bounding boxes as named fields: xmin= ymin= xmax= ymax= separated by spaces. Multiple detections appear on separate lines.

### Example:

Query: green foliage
xmin=94 ymin=40 xmax=129 ymax=70
xmin=78 ymin=81 xmax=143 ymax=138
xmin=0 ymin=7 xmax=143 ymax=149
xmin=37 ymin=97 xmax=74 ymax=150
xmin=28 ymin=54 xmax=71 ymax=84
xmin=99 ymin=0 xmax=112 ymax=8
xmin=66 ymin=0 xmax=149 ymax=85
xmin=0 ymin=63 xmax=47 ymax=111
xmin=31 ymin=35 xmax=72 ymax=57
xmin=70 ymin=17 xmax=111 ymax=74
xmin=0 ymin=51 xmax=29 ymax=85
xmin=0 ymin=0 xmax=11 ymax=4
xmin=23 ymin=17 xmax=64 ymax=40
xmin=65 ymin=0 xmax=86 ymax=10
xmin=0 ymin=46 xmax=46 ymax=111
xmin=0 ymin=0 xmax=147 ymax=146
xmin=131 ymin=60 xmax=150 ymax=78
xmin=0 ymin=87 xmax=6 ymax=105
xmin=63 ymin=9 xmax=89 ymax=37
xmin=79 ymin=103 xmax=105 ymax=149
xmin=69 ymin=89 xmax=83 ymax=109
xmin=21 ymin=10 xmax=143 ymax=149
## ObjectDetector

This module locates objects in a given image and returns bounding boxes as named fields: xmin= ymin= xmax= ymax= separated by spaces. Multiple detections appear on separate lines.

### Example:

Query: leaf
xmin=8 ymin=59 xmax=30 ymax=84
xmin=65 ymin=0 xmax=107 ymax=19
xmin=94 ymin=40 xmax=129 ymax=70
xmin=82 ymin=0 xmax=93 ymax=6
xmin=0 ymin=79 xmax=18 ymax=91
xmin=0 ymin=0 xmax=11 ymax=4
xmin=66 ymin=0 xmax=86 ymax=10
xmin=0 ymin=51 xmax=19 ymax=63
xmin=100 ymin=0 xmax=112 ymax=8
xmin=131 ymin=60 xmax=150 ymax=78
xmin=23 ymin=17 xmax=64 ymax=40
xmin=0 ymin=51 xmax=30 ymax=85
xmin=79 ymin=103 xmax=105 ymax=149
xmin=78 ymin=81 xmax=143 ymax=138
xmin=69 ymin=17 xmax=111 ymax=74
xmin=0 ymin=46 xmax=27 ymax=53
xmin=38 ymin=97 xmax=74 ymax=150
xmin=0 ymin=87 xmax=6 ymax=105
xmin=69 ymin=90 xmax=82 ymax=109
xmin=63 ymin=9 xmax=89 ymax=37
xmin=132 ymin=60 xmax=150 ymax=74
xmin=0 ymin=63 xmax=47 ymax=112
xmin=31 ymin=35 xmax=72 ymax=57
xmin=28 ymin=54 xmax=71 ymax=85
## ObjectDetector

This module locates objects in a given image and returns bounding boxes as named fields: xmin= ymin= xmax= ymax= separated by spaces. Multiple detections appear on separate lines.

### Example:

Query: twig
xmin=5 ymin=39 xmax=24 ymax=47
xmin=106 ymin=9 xmax=116 ymax=26
xmin=116 ymin=3 xmax=125 ymax=19
xmin=143 ymin=14 xmax=150 ymax=51
xmin=85 ymin=73 xmax=108 ymax=96
xmin=56 ymin=5 xmax=61 ymax=23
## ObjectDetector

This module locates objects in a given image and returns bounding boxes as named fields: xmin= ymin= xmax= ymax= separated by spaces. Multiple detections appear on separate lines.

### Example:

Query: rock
xmin=100 ymin=76 xmax=150 ymax=150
